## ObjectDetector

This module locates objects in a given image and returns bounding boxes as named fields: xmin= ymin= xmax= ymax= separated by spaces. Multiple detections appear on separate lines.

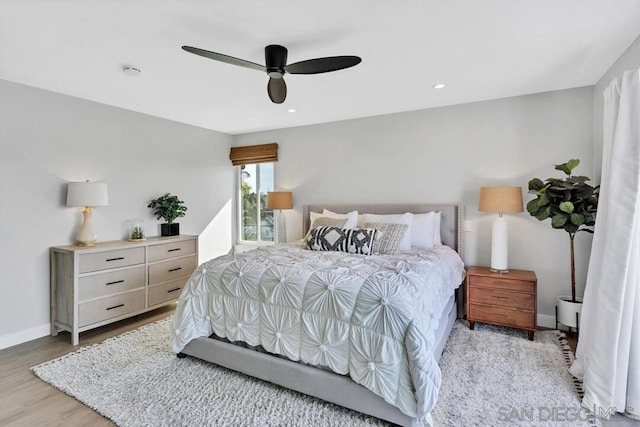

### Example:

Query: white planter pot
xmin=557 ymin=296 xmax=583 ymax=328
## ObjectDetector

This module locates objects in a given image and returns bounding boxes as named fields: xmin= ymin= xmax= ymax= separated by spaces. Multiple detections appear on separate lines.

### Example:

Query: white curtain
xmin=569 ymin=68 xmax=640 ymax=420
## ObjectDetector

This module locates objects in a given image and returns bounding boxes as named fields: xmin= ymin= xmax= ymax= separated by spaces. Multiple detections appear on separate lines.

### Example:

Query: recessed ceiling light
xmin=122 ymin=65 xmax=142 ymax=77
xmin=433 ymin=83 xmax=446 ymax=89
xmin=287 ymin=108 xmax=296 ymax=113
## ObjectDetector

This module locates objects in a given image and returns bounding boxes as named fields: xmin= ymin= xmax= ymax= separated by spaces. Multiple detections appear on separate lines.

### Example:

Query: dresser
xmin=466 ymin=266 xmax=537 ymax=340
xmin=50 ymin=235 xmax=198 ymax=345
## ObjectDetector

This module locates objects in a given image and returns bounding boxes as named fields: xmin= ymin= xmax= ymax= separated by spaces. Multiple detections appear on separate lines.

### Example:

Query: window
xmin=239 ymin=162 xmax=274 ymax=242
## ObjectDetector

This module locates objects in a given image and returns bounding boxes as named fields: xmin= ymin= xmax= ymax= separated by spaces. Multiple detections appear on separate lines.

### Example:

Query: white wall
xmin=593 ymin=34 xmax=640 ymax=180
xmin=0 ymin=80 xmax=235 ymax=349
xmin=234 ymin=87 xmax=595 ymax=325
xmin=0 ymin=78 xmax=600 ymax=348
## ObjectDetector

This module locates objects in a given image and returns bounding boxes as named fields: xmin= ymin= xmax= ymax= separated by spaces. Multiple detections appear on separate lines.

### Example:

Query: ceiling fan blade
xmin=182 ymin=46 xmax=265 ymax=72
xmin=285 ymin=56 xmax=361 ymax=75
xmin=267 ymin=77 xmax=287 ymax=104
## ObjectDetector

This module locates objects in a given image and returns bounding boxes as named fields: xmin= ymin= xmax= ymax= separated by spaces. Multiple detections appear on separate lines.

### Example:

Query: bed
xmin=172 ymin=203 xmax=465 ymax=426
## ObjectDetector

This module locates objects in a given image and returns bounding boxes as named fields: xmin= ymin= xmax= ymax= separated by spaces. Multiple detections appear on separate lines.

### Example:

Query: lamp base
xmin=490 ymin=216 xmax=509 ymax=272
xmin=275 ymin=210 xmax=287 ymax=244
xmin=490 ymin=267 xmax=509 ymax=274
xmin=77 ymin=241 xmax=97 ymax=247
xmin=76 ymin=208 xmax=98 ymax=246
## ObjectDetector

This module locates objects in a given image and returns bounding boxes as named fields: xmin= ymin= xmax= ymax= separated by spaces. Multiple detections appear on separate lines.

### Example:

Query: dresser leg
xmin=469 ymin=320 xmax=475 ymax=330
xmin=528 ymin=331 xmax=534 ymax=341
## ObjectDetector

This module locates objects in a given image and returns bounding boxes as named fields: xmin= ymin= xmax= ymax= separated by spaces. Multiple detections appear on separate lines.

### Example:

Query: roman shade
xmin=229 ymin=143 xmax=278 ymax=166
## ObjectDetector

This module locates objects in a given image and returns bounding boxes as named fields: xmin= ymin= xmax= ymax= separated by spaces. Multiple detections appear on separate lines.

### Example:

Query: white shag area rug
xmin=33 ymin=318 xmax=594 ymax=427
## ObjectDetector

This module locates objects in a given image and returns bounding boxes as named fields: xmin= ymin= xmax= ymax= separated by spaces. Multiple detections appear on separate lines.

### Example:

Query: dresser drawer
xmin=469 ymin=303 xmax=535 ymax=329
xmin=468 ymin=275 xmax=534 ymax=293
xmin=148 ymin=239 xmax=196 ymax=262
xmin=79 ymin=247 xmax=145 ymax=273
xmin=78 ymin=289 xmax=145 ymax=327
xmin=148 ymin=277 xmax=188 ymax=307
xmin=79 ymin=266 xmax=145 ymax=302
xmin=469 ymin=287 xmax=535 ymax=311
xmin=148 ymin=255 xmax=197 ymax=285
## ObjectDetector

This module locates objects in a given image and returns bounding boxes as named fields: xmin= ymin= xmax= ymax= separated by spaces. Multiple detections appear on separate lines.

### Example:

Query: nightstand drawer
xmin=469 ymin=287 xmax=535 ymax=311
xmin=79 ymin=266 xmax=145 ymax=302
xmin=468 ymin=275 xmax=534 ymax=293
xmin=148 ymin=277 xmax=187 ymax=307
xmin=79 ymin=247 xmax=145 ymax=273
xmin=78 ymin=289 xmax=145 ymax=327
xmin=469 ymin=304 xmax=535 ymax=329
xmin=148 ymin=239 xmax=196 ymax=262
xmin=148 ymin=255 xmax=197 ymax=285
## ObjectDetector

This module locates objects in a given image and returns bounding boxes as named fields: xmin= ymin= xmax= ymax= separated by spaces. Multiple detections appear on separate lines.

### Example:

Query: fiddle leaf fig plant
xmin=526 ymin=159 xmax=599 ymax=302
xmin=147 ymin=193 xmax=187 ymax=224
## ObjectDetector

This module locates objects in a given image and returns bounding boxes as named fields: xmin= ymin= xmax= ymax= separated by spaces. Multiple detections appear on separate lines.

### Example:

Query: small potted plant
xmin=526 ymin=159 xmax=599 ymax=328
xmin=128 ymin=218 xmax=145 ymax=241
xmin=147 ymin=193 xmax=187 ymax=236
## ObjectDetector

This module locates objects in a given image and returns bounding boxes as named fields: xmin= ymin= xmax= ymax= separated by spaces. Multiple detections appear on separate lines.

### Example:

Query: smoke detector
xmin=122 ymin=65 xmax=142 ymax=77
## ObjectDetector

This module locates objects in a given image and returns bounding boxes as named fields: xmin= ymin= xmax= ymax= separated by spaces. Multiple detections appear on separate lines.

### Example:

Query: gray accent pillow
xmin=306 ymin=226 xmax=375 ymax=255
xmin=311 ymin=217 xmax=348 ymax=228
xmin=365 ymin=222 xmax=409 ymax=255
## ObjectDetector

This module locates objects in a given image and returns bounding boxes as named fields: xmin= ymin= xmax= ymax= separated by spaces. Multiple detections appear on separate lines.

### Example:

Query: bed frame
xmin=178 ymin=203 xmax=464 ymax=426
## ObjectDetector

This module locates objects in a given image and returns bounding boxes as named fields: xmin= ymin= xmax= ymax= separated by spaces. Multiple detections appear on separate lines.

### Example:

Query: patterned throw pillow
xmin=365 ymin=222 xmax=409 ymax=255
xmin=306 ymin=226 xmax=375 ymax=255
xmin=304 ymin=217 xmax=348 ymax=243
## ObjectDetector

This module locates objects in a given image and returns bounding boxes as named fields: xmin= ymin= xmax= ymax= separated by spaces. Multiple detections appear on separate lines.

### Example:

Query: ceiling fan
xmin=181 ymin=44 xmax=362 ymax=104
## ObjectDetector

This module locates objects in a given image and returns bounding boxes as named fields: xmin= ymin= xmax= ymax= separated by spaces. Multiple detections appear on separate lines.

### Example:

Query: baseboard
xmin=537 ymin=313 xmax=557 ymax=329
xmin=0 ymin=323 xmax=50 ymax=351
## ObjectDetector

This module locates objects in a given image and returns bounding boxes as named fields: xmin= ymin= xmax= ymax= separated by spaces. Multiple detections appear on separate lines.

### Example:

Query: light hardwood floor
xmin=3 ymin=313 xmax=638 ymax=426
xmin=0 ymin=305 xmax=175 ymax=427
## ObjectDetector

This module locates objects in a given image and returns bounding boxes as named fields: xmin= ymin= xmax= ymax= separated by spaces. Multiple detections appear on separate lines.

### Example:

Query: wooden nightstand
xmin=466 ymin=266 xmax=537 ymax=340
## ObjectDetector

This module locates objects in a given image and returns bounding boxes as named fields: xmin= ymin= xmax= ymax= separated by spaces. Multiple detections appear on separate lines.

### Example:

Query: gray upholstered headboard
xmin=302 ymin=203 xmax=464 ymax=260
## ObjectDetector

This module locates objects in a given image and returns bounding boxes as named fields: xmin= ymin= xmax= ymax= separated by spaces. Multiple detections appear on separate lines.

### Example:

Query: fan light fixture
xmin=181 ymin=44 xmax=361 ymax=104
xmin=433 ymin=83 xmax=446 ymax=89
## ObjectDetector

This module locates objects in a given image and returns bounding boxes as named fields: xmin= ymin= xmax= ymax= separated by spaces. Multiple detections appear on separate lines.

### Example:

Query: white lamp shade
xmin=67 ymin=182 xmax=109 ymax=207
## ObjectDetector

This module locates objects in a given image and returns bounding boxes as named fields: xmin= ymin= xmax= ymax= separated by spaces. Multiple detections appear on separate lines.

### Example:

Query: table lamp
xmin=67 ymin=180 xmax=109 ymax=246
xmin=478 ymin=186 xmax=523 ymax=273
xmin=266 ymin=191 xmax=293 ymax=243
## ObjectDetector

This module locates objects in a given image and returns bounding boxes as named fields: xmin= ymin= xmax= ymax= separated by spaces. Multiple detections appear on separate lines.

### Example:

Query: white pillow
xmin=412 ymin=212 xmax=437 ymax=249
xmin=434 ymin=211 xmax=442 ymax=245
xmin=322 ymin=209 xmax=359 ymax=229
xmin=310 ymin=211 xmax=322 ymax=225
xmin=361 ymin=212 xmax=413 ymax=251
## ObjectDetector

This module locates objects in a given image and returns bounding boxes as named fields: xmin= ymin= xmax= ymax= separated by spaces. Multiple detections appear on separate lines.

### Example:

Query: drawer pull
xmin=106 ymin=303 xmax=124 ymax=311
xmin=106 ymin=280 xmax=125 ymax=286
xmin=168 ymin=248 xmax=181 ymax=252
xmin=167 ymin=287 xmax=182 ymax=293
xmin=494 ymin=296 xmax=509 ymax=300
xmin=493 ymin=313 xmax=507 ymax=318
xmin=106 ymin=257 xmax=125 ymax=262
xmin=168 ymin=267 xmax=182 ymax=272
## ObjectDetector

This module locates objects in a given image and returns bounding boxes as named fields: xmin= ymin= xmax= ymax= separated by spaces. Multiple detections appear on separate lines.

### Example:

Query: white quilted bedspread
xmin=171 ymin=244 xmax=465 ymax=420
